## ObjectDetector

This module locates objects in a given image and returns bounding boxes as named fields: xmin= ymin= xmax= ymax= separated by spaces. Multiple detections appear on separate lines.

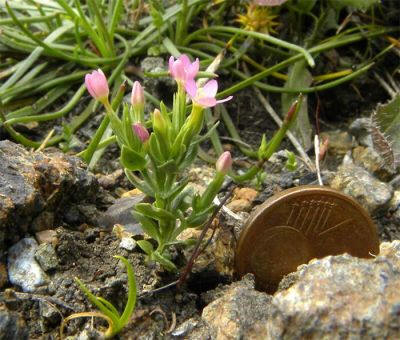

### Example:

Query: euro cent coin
xmin=235 ymin=185 xmax=380 ymax=293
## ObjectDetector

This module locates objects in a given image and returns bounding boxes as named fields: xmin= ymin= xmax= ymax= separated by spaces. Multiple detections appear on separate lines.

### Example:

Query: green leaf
xmin=291 ymin=0 xmax=317 ymax=13
xmin=258 ymin=134 xmax=268 ymax=160
xmin=282 ymin=60 xmax=312 ymax=151
xmin=135 ymin=203 xmax=177 ymax=222
xmin=137 ymin=240 xmax=154 ymax=255
xmin=171 ymin=187 xmax=193 ymax=211
xmin=120 ymin=145 xmax=146 ymax=171
xmin=285 ymin=150 xmax=298 ymax=171
xmin=150 ymin=6 xmax=163 ymax=28
xmin=152 ymin=251 xmax=177 ymax=272
xmin=114 ymin=256 xmax=137 ymax=329
xmin=148 ymin=133 xmax=165 ymax=163
xmin=178 ymin=144 xmax=197 ymax=170
xmin=132 ymin=211 xmax=160 ymax=241
xmin=166 ymin=178 xmax=190 ymax=201
xmin=371 ymin=94 xmax=400 ymax=170
xmin=328 ymin=0 xmax=379 ymax=11
xmin=158 ymin=159 xmax=178 ymax=173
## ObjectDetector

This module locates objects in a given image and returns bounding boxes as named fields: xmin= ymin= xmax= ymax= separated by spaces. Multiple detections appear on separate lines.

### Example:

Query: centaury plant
xmin=84 ymin=55 xmax=232 ymax=271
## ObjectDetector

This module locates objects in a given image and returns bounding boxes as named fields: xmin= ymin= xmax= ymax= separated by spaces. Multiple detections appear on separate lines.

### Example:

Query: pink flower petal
xmin=185 ymin=78 xmax=198 ymax=98
xmin=202 ymin=80 xmax=218 ymax=98
xmin=85 ymin=74 xmax=96 ymax=98
xmin=172 ymin=60 xmax=186 ymax=82
xmin=196 ymin=97 xmax=217 ymax=108
xmin=179 ymin=54 xmax=191 ymax=68
xmin=186 ymin=58 xmax=199 ymax=80
xmin=255 ymin=0 xmax=288 ymax=6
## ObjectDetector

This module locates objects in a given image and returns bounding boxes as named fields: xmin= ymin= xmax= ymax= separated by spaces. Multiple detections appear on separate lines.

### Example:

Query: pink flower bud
xmin=131 ymin=81 xmax=145 ymax=110
xmin=216 ymin=151 xmax=232 ymax=174
xmin=169 ymin=55 xmax=199 ymax=84
xmin=85 ymin=69 xmax=109 ymax=103
xmin=132 ymin=123 xmax=150 ymax=143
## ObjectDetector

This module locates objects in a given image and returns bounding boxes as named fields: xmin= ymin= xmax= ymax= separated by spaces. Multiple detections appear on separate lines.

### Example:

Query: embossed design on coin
xmin=235 ymin=186 xmax=380 ymax=293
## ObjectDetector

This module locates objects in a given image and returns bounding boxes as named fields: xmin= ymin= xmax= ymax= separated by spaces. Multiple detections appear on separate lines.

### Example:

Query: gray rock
xmin=31 ymin=211 xmax=55 ymax=232
xmin=202 ymin=274 xmax=272 ymax=339
xmin=34 ymin=243 xmax=59 ymax=271
xmin=329 ymin=162 xmax=393 ymax=213
xmin=98 ymin=196 xmax=145 ymax=233
xmin=268 ymin=241 xmax=400 ymax=339
xmin=172 ymin=316 xmax=211 ymax=339
xmin=0 ymin=140 xmax=98 ymax=254
xmin=119 ymin=237 xmax=136 ymax=251
xmin=7 ymin=238 xmax=47 ymax=292
xmin=0 ymin=308 xmax=29 ymax=340
xmin=140 ymin=57 xmax=175 ymax=104
xmin=349 ymin=117 xmax=373 ymax=147
xmin=40 ymin=301 xmax=60 ymax=325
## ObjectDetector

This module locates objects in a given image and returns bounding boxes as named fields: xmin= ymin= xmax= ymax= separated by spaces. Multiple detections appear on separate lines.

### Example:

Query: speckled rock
xmin=320 ymin=130 xmax=355 ymax=155
xmin=268 ymin=241 xmax=400 ymax=339
xmin=226 ymin=187 xmax=259 ymax=213
xmin=202 ymin=274 xmax=272 ymax=339
xmin=0 ymin=308 xmax=29 ymax=340
xmin=7 ymin=238 xmax=47 ymax=292
xmin=0 ymin=140 xmax=98 ymax=254
xmin=352 ymin=146 xmax=395 ymax=181
xmin=390 ymin=191 xmax=400 ymax=223
xmin=34 ymin=243 xmax=59 ymax=272
xmin=329 ymin=161 xmax=393 ymax=213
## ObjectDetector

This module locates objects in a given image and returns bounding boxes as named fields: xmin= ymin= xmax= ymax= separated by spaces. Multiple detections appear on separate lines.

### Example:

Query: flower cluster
xmin=84 ymin=55 xmax=233 ymax=271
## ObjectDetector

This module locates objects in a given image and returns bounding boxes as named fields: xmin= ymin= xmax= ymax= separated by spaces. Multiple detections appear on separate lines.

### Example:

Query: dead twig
xmin=36 ymin=128 xmax=55 ymax=152
xmin=314 ymin=135 xmax=323 ymax=186
xmin=1 ymin=289 xmax=75 ymax=311
xmin=177 ymin=189 xmax=233 ymax=288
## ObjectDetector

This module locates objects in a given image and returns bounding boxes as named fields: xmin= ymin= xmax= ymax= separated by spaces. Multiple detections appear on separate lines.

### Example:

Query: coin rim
xmin=235 ymin=185 xmax=379 ymax=280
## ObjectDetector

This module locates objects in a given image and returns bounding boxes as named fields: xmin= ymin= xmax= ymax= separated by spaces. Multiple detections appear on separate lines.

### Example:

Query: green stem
xmin=183 ymin=26 xmax=315 ymax=67
xmin=218 ymin=27 xmax=397 ymax=98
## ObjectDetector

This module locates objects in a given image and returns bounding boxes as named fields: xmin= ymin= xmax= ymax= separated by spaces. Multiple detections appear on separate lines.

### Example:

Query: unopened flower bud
xmin=85 ymin=69 xmax=109 ymax=104
xmin=131 ymin=81 xmax=145 ymax=111
xmin=132 ymin=123 xmax=149 ymax=143
xmin=216 ymin=151 xmax=232 ymax=174
xmin=152 ymin=109 xmax=166 ymax=133
xmin=284 ymin=94 xmax=302 ymax=124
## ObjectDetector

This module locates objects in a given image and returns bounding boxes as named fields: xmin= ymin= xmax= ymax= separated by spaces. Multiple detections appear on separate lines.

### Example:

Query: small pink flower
xmin=254 ymin=0 xmax=288 ymax=6
xmin=169 ymin=55 xmax=199 ymax=84
xmin=132 ymin=123 xmax=150 ymax=143
xmin=131 ymin=81 xmax=145 ymax=110
xmin=185 ymin=79 xmax=232 ymax=108
xmin=216 ymin=151 xmax=232 ymax=174
xmin=85 ymin=69 xmax=109 ymax=103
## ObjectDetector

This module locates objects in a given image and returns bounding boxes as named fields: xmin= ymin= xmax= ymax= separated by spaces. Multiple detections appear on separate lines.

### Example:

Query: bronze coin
xmin=235 ymin=185 xmax=380 ymax=293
